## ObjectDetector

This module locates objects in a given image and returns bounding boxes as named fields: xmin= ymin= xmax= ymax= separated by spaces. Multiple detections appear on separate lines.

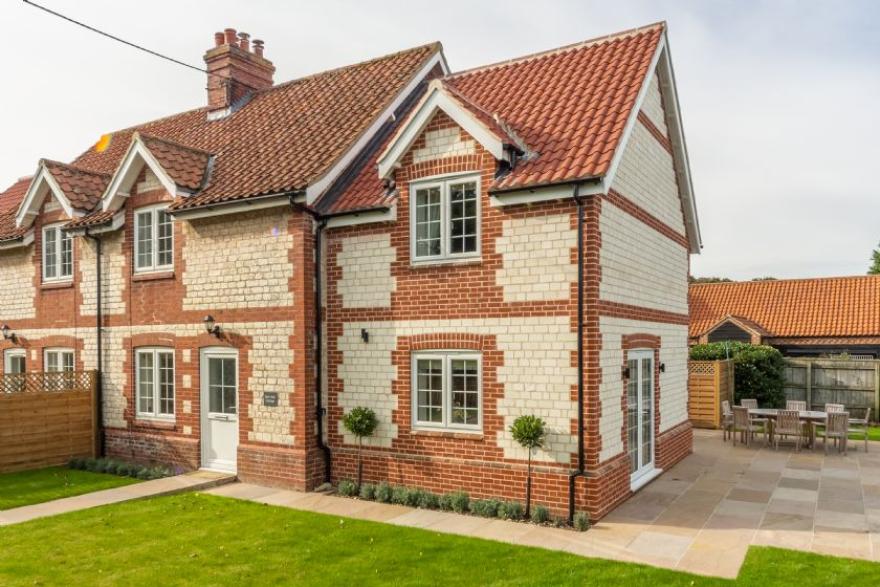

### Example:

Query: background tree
xmin=869 ymin=241 xmax=880 ymax=275
xmin=342 ymin=406 xmax=378 ymax=487
xmin=688 ymin=276 xmax=733 ymax=283
xmin=510 ymin=415 xmax=546 ymax=518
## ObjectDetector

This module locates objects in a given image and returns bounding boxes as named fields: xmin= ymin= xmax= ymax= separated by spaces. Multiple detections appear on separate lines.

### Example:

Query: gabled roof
xmin=0 ymin=177 xmax=32 ymax=244
xmin=139 ymin=134 xmax=212 ymax=192
xmin=701 ymin=314 xmax=772 ymax=339
xmin=14 ymin=160 xmax=111 ymax=230
xmin=689 ymin=276 xmax=880 ymax=339
xmin=68 ymin=42 xmax=444 ymax=213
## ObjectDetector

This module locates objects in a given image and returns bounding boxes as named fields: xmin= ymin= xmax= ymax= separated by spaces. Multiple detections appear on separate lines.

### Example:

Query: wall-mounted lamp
xmin=659 ymin=363 xmax=666 ymax=373
xmin=1 ymin=324 xmax=15 ymax=343
xmin=621 ymin=366 xmax=630 ymax=379
xmin=361 ymin=328 xmax=369 ymax=343
xmin=203 ymin=315 xmax=221 ymax=336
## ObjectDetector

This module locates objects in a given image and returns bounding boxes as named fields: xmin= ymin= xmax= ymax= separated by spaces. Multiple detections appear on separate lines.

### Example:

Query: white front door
xmin=627 ymin=350 xmax=655 ymax=485
xmin=200 ymin=348 xmax=239 ymax=472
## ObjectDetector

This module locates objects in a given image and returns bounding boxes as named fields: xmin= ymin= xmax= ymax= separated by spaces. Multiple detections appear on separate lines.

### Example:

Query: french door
xmin=627 ymin=350 xmax=655 ymax=484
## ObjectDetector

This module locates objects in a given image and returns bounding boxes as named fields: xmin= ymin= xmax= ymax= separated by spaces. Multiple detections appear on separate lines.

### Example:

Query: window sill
xmin=135 ymin=417 xmax=176 ymax=430
xmin=132 ymin=270 xmax=175 ymax=283
xmin=411 ymin=429 xmax=483 ymax=440
xmin=410 ymin=256 xmax=482 ymax=269
xmin=41 ymin=280 xmax=74 ymax=291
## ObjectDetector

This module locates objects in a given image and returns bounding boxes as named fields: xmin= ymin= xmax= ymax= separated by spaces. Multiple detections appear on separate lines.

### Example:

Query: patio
xmin=598 ymin=428 xmax=880 ymax=576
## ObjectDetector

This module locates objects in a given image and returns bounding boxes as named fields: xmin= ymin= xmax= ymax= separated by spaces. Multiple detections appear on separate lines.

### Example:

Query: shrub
xmin=375 ymin=482 xmax=393 ymax=503
xmin=391 ymin=486 xmax=412 ymax=505
xmin=690 ymin=342 xmax=785 ymax=407
xmin=499 ymin=501 xmax=524 ymax=520
xmin=126 ymin=464 xmax=142 ymax=478
xmin=359 ymin=483 xmax=376 ymax=500
xmin=471 ymin=499 xmax=502 ymax=518
xmin=67 ymin=457 xmax=85 ymax=470
xmin=447 ymin=491 xmax=470 ymax=514
xmin=103 ymin=460 xmax=121 ymax=475
xmin=115 ymin=463 xmax=133 ymax=477
xmin=573 ymin=512 xmax=590 ymax=532
xmin=338 ymin=479 xmax=358 ymax=497
xmin=417 ymin=491 xmax=440 ymax=510
xmin=531 ymin=505 xmax=550 ymax=523
xmin=407 ymin=488 xmax=427 ymax=508
xmin=83 ymin=458 xmax=99 ymax=472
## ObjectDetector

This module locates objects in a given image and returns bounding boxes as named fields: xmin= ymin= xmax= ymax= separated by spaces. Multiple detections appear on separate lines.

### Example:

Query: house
xmin=689 ymin=276 xmax=880 ymax=358
xmin=0 ymin=22 xmax=700 ymax=520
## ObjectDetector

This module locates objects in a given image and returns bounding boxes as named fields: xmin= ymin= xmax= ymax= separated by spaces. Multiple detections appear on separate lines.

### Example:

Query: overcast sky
xmin=2 ymin=1 xmax=877 ymax=279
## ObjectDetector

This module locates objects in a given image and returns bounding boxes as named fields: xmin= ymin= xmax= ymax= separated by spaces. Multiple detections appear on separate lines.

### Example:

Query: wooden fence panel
xmin=783 ymin=359 xmax=879 ymax=420
xmin=0 ymin=371 xmax=97 ymax=473
xmin=688 ymin=360 xmax=734 ymax=429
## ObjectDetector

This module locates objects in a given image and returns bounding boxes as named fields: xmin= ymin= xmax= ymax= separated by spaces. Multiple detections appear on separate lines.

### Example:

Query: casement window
xmin=135 ymin=348 xmax=175 ymax=419
xmin=134 ymin=205 xmax=173 ymax=272
xmin=44 ymin=348 xmax=74 ymax=372
xmin=412 ymin=351 xmax=481 ymax=431
xmin=42 ymin=224 xmax=73 ymax=282
xmin=4 ymin=349 xmax=25 ymax=374
xmin=411 ymin=175 xmax=480 ymax=262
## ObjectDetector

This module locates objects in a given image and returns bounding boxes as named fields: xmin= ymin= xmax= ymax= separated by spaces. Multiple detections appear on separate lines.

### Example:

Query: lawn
xmin=0 ymin=493 xmax=877 ymax=586
xmin=0 ymin=467 xmax=138 ymax=510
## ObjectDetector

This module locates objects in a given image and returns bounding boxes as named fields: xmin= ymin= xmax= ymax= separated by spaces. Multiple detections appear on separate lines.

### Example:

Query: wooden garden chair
xmin=774 ymin=409 xmax=805 ymax=451
xmin=848 ymin=407 xmax=871 ymax=453
xmin=816 ymin=411 xmax=849 ymax=455
xmin=740 ymin=398 xmax=769 ymax=432
xmin=825 ymin=403 xmax=845 ymax=413
xmin=733 ymin=406 xmax=765 ymax=447
xmin=721 ymin=400 xmax=734 ymax=442
xmin=786 ymin=400 xmax=807 ymax=411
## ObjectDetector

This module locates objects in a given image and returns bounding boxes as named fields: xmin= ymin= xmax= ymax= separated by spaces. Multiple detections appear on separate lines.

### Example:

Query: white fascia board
xmin=15 ymin=164 xmax=75 ymax=228
xmin=0 ymin=230 xmax=34 ymax=250
xmin=66 ymin=211 xmax=126 ymax=236
xmin=489 ymin=180 xmax=604 ymax=207
xmin=169 ymin=194 xmax=293 ymax=221
xmin=377 ymin=84 xmax=505 ymax=179
xmin=324 ymin=205 xmax=396 ymax=229
xmin=101 ymin=137 xmax=178 ymax=213
xmin=657 ymin=35 xmax=702 ymax=254
xmin=305 ymin=51 xmax=449 ymax=206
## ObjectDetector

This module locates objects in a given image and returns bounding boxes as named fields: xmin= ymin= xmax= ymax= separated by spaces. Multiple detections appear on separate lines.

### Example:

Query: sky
xmin=1 ymin=0 xmax=878 ymax=280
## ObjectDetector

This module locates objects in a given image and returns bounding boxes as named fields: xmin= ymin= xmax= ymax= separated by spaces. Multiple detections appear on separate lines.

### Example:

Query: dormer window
xmin=411 ymin=174 xmax=480 ymax=263
xmin=42 ymin=224 xmax=73 ymax=282
xmin=134 ymin=205 xmax=173 ymax=273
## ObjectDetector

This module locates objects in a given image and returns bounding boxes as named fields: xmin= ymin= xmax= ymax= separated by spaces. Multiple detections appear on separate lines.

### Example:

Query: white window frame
xmin=44 ymin=348 xmax=74 ymax=372
xmin=4 ymin=349 xmax=26 ymax=374
xmin=135 ymin=347 xmax=176 ymax=420
xmin=134 ymin=204 xmax=174 ymax=273
xmin=409 ymin=173 xmax=481 ymax=263
xmin=42 ymin=223 xmax=73 ymax=282
xmin=411 ymin=351 xmax=482 ymax=432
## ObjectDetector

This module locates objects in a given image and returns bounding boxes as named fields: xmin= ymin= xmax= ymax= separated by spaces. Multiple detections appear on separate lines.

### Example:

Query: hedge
xmin=689 ymin=342 xmax=785 ymax=408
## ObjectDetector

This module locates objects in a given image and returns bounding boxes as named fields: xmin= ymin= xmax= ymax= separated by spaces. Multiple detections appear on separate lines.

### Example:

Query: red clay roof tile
xmin=0 ymin=177 xmax=32 ymax=242
xmin=42 ymin=161 xmax=110 ymax=212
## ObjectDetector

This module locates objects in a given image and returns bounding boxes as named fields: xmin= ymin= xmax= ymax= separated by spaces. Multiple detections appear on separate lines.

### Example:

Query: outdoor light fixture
xmin=361 ymin=328 xmax=369 ymax=343
xmin=1 ymin=324 xmax=13 ymax=342
xmin=659 ymin=363 xmax=666 ymax=373
xmin=622 ymin=366 xmax=630 ymax=379
xmin=203 ymin=315 xmax=221 ymax=336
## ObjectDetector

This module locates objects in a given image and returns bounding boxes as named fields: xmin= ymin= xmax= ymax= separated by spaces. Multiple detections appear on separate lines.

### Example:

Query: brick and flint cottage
xmin=0 ymin=22 xmax=701 ymax=519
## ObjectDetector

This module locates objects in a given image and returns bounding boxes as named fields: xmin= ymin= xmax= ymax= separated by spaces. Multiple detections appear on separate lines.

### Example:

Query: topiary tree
xmin=510 ymin=414 xmax=546 ymax=518
xmin=342 ymin=406 xmax=378 ymax=488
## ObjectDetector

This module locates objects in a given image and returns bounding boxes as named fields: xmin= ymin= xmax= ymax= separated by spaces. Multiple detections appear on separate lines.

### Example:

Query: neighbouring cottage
xmin=0 ymin=22 xmax=700 ymax=520
xmin=690 ymin=276 xmax=880 ymax=358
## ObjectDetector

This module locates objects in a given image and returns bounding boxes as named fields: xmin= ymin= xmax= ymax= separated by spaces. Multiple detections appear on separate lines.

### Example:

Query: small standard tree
xmin=510 ymin=415 xmax=546 ymax=518
xmin=342 ymin=406 xmax=378 ymax=488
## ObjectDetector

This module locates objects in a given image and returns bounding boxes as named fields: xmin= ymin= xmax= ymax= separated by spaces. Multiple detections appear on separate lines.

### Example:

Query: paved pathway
xmin=206 ymin=431 xmax=880 ymax=579
xmin=0 ymin=470 xmax=234 ymax=526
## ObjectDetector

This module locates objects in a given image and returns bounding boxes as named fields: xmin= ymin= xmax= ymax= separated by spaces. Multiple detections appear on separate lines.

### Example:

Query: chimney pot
xmin=214 ymin=32 xmax=225 ymax=47
xmin=238 ymin=32 xmax=250 ymax=52
xmin=253 ymin=39 xmax=264 ymax=57
xmin=224 ymin=28 xmax=237 ymax=45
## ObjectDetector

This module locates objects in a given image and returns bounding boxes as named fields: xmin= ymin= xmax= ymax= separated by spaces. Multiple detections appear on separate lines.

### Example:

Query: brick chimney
xmin=204 ymin=28 xmax=275 ymax=114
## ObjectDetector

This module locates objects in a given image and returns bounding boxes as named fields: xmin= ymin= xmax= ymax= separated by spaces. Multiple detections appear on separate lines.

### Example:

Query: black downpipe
xmin=313 ymin=218 xmax=332 ymax=483
xmin=568 ymin=185 xmax=585 ymax=522
xmin=84 ymin=230 xmax=105 ymax=457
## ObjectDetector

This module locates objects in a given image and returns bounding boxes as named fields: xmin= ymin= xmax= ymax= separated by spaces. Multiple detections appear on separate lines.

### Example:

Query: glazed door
xmin=200 ymin=348 xmax=239 ymax=472
xmin=626 ymin=350 xmax=655 ymax=483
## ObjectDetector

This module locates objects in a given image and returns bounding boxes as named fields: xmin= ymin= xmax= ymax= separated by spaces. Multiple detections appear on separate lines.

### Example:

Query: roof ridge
xmin=259 ymin=41 xmax=442 ymax=94
xmin=136 ymin=132 xmax=213 ymax=156
xmin=446 ymin=21 xmax=664 ymax=80
xmin=690 ymin=274 xmax=880 ymax=287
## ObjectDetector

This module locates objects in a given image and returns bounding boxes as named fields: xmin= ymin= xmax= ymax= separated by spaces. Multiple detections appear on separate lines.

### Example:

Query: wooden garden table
xmin=748 ymin=408 xmax=828 ymax=446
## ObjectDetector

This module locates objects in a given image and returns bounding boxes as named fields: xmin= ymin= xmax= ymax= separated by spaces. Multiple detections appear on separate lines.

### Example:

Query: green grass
xmin=0 ymin=493 xmax=877 ymax=586
xmin=0 ymin=467 xmax=138 ymax=510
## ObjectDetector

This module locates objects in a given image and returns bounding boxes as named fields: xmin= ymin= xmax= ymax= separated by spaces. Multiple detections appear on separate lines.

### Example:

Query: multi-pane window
xmin=411 ymin=176 xmax=479 ymax=261
xmin=42 ymin=224 xmax=73 ymax=282
xmin=44 ymin=349 xmax=74 ymax=372
xmin=134 ymin=206 xmax=173 ymax=272
xmin=4 ymin=349 xmax=25 ymax=374
xmin=136 ymin=348 xmax=175 ymax=419
xmin=412 ymin=352 xmax=481 ymax=431
xmin=208 ymin=356 xmax=237 ymax=415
